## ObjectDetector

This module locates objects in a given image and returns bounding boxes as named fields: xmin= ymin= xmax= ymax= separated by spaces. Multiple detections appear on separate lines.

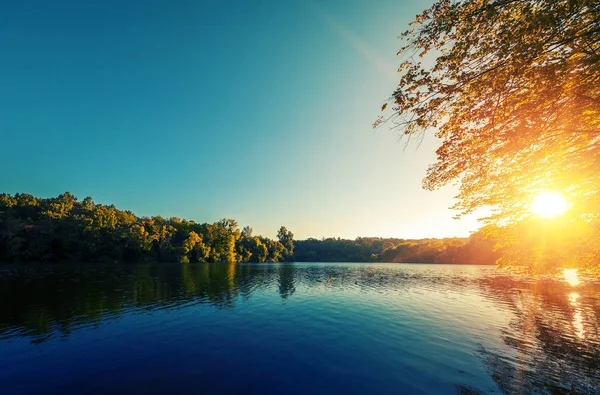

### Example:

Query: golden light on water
xmin=566 ymin=271 xmax=585 ymax=339
xmin=568 ymin=292 xmax=585 ymax=339
xmin=531 ymin=192 xmax=568 ymax=218
xmin=568 ymin=292 xmax=579 ymax=304
xmin=563 ymin=268 xmax=580 ymax=286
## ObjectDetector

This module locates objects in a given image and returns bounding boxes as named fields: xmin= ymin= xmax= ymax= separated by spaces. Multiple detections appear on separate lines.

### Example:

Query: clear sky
xmin=0 ymin=0 xmax=481 ymax=240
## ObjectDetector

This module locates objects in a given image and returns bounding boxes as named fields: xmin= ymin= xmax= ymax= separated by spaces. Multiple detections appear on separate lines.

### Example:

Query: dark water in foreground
xmin=0 ymin=263 xmax=599 ymax=394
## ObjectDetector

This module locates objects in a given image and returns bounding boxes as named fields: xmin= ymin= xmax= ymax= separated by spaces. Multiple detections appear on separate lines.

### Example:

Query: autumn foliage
xmin=381 ymin=0 xmax=600 ymax=272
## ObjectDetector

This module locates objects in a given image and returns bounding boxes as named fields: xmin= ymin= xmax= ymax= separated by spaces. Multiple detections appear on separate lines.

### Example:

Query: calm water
xmin=0 ymin=263 xmax=599 ymax=394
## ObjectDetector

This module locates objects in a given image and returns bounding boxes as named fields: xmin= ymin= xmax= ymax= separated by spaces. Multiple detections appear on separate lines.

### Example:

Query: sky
xmin=0 ymin=0 xmax=482 ymax=240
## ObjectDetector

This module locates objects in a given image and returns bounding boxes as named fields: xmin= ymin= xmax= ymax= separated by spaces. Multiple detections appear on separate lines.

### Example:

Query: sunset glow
xmin=531 ymin=192 xmax=568 ymax=218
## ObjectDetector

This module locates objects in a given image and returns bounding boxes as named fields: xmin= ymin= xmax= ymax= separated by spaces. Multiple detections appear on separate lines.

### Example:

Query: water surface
xmin=0 ymin=263 xmax=598 ymax=394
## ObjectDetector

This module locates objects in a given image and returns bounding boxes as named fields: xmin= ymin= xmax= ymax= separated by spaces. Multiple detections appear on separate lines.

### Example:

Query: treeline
xmin=294 ymin=232 xmax=498 ymax=265
xmin=0 ymin=192 xmax=294 ymax=263
xmin=0 ymin=192 xmax=498 ymax=265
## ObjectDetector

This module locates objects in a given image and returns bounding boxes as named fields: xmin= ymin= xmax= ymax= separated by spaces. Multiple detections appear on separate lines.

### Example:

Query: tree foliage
xmin=294 ymin=233 xmax=498 ymax=264
xmin=0 ymin=192 xmax=501 ymax=265
xmin=277 ymin=226 xmax=294 ymax=261
xmin=379 ymin=0 xmax=600 ymax=222
xmin=378 ymin=0 xmax=600 ymax=272
xmin=0 ymin=192 xmax=293 ymax=264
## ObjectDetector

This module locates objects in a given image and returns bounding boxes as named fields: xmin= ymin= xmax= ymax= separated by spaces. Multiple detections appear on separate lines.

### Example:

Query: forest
xmin=0 ymin=192 xmax=497 ymax=265
xmin=294 ymin=234 xmax=498 ymax=265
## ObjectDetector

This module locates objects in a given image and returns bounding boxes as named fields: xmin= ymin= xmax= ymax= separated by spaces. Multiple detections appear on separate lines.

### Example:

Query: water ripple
xmin=0 ymin=262 xmax=599 ymax=394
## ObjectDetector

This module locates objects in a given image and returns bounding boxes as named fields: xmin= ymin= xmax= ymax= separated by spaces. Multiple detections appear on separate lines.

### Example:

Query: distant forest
xmin=0 ymin=192 xmax=498 ymax=265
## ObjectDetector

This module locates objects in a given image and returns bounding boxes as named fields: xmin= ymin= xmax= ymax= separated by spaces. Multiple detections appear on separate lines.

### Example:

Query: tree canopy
xmin=378 ymin=0 xmax=600 ymax=222
xmin=0 ymin=192 xmax=498 ymax=265
xmin=0 ymin=192 xmax=293 ymax=264
xmin=378 ymin=0 xmax=600 ymax=272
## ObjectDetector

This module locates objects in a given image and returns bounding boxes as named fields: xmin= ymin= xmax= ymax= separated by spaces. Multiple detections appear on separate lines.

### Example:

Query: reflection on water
xmin=476 ymin=274 xmax=600 ymax=394
xmin=563 ymin=268 xmax=581 ymax=286
xmin=0 ymin=263 xmax=599 ymax=394
xmin=569 ymin=292 xmax=585 ymax=340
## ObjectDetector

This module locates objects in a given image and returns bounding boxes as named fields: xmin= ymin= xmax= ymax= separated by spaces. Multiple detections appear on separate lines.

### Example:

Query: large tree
xmin=277 ymin=226 xmax=294 ymax=260
xmin=379 ymin=0 xmax=600 ymax=224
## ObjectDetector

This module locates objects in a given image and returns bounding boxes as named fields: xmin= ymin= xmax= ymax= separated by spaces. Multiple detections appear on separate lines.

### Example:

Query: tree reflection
xmin=277 ymin=264 xmax=295 ymax=299
xmin=2 ymin=262 xmax=599 ymax=395
xmin=0 ymin=263 xmax=267 ymax=342
xmin=0 ymin=262 xmax=305 ymax=343
xmin=476 ymin=276 xmax=600 ymax=393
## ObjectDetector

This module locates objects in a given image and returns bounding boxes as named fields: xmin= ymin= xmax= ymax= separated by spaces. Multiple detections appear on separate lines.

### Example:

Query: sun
xmin=531 ymin=192 xmax=568 ymax=218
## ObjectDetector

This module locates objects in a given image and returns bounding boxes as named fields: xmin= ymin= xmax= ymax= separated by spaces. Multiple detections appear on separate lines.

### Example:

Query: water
xmin=0 ymin=263 xmax=598 ymax=394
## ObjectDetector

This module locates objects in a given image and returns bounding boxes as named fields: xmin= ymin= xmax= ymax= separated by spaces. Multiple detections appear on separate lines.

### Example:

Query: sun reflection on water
xmin=568 ymin=292 xmax=585 ymax=339
xmin=563 ymin=268 xmax=580 ymax=286
xmin=568 ymin=292 xmax=579 ymax=304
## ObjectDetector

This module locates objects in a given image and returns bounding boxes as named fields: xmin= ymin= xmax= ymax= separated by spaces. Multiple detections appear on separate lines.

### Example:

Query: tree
xmin=259 ymin=237 xmax=285 ymax=262
xmin=379 ymin=0 xmax=600 ymax=223
xmin=241 ymin=226 xmax=253 ymax=238
xmin=277 ymin=226 xmax=294 ymax=260
xmin=378 ymin=0 xmax=600 ymax=271
xmin=236 ymin=226 xmax=256 ymax=262
xmin=0 ymin=192 xmax=301 ymax=264
xmin=206 ymin=219 xmax=240 ymax=263
xmin=246 ymin=236 xmax=268 ymax=262
xmin=180 ymin=231 xmax=210 ymax=263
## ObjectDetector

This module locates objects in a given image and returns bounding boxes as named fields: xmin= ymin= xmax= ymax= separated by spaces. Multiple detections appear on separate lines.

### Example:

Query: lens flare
xmin=531 ymin=192 xmax=568 ymax=218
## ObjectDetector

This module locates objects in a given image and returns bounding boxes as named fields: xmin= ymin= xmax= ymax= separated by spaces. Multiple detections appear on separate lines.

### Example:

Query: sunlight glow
xmin=568 ymin=292 xmax=579 ymax=304
xmin=531 ymin=192 xmax=568 ymax=218
xmin=563 ymin=268 xmax=580 ymax=286
xmin=568 ymin=292 xmax=585 ymax=339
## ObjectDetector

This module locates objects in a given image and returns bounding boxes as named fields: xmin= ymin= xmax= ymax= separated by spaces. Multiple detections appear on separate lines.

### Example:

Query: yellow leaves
xmin=491 ymin=215 xmax=600 ymax=272
xmin=380 ymin=0 xmax=600 ymax=228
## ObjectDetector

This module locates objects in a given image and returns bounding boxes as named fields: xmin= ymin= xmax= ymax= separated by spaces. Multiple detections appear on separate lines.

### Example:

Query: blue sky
xmin=0 ymin=0 xmax=480 ymax=239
